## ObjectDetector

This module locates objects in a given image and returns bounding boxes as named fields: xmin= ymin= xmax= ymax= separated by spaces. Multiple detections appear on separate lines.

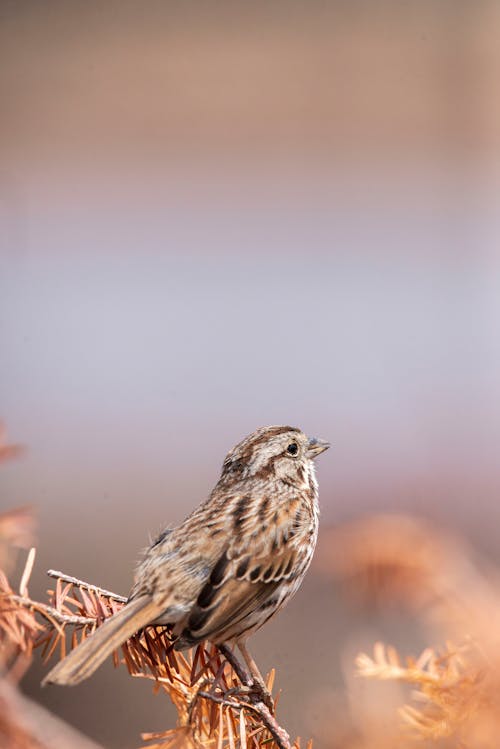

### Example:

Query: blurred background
xmin=1 ymin=1 xmax=500 ymax=747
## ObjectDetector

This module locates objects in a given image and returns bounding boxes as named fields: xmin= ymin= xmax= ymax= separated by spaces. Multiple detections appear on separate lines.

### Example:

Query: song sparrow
xmin=43 ymin=425 xmax=329 ymax=690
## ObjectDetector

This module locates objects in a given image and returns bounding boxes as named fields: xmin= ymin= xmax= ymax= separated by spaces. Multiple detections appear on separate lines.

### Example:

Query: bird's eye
xmin=286 ymin=442 xmax=298 ymax=456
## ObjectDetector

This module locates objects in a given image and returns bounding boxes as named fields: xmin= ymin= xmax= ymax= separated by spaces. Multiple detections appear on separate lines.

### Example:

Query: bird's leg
xmin=237 ymin=640 xmax=275 ymax=713
xmin=217 ymin=644 xmax=253 ymax=688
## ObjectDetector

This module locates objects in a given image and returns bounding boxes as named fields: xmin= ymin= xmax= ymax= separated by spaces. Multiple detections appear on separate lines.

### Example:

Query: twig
xmin=46 ymin=570 xmax=127 ymax=602
xmin=248 ymin=698 xmax=291 ymax=749
xmin=10 ymin=594 xmax=96 ymax=627
xmin=197 ymin=691 xmax=248 ymax=710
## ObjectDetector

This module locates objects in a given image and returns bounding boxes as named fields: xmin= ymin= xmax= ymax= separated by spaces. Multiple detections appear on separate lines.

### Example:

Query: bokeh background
xmin=1 ymin=1 xmax=500 ymax=747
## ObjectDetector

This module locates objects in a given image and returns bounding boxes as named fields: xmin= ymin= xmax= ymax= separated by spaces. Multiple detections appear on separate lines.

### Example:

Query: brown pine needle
xmin=240 ymin=708 xmax=247 ymax=749
xmin=226 ymin=707 xmax=236 ymax=749
xmin=217 ymin=704 xmax=225 ymax=749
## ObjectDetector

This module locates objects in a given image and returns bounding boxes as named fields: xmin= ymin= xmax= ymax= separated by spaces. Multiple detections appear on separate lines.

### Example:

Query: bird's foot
xmin=248 ymin=679 xmax=275 ymax=713
xmin=218 ymin=643 xmax=275 ymax=713
xmin=227 ymin=682 xmax=275 ymax=713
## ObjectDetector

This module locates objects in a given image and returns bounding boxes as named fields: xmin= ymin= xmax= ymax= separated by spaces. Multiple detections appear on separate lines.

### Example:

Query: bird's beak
xmin=307 ymin=437 xmax=330 ymax=458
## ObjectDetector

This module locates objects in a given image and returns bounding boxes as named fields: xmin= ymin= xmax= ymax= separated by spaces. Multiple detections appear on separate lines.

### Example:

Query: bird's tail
xmin=42 ymin=595 xmax=164 ymax=686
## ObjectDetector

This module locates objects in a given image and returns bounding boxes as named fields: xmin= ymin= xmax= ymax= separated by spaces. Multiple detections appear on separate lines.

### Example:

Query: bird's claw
xmin=250 ymin=681 xmax=275 ymax=713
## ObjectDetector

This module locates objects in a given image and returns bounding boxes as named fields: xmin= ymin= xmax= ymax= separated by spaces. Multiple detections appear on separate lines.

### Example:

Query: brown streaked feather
xmin=177 ymin=537 xmax=301 ymax=647
xmin=178 ymin=574 xmax=281 ymax=646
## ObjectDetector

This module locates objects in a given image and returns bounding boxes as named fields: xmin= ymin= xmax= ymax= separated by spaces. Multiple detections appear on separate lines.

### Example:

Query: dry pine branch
xmin=1 ymin=545 xmax=306 ymax=749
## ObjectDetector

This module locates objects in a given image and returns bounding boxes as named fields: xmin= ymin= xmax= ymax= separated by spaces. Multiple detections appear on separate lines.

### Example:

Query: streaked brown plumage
xmin=43 ymin=425 xmax=329 ymax=689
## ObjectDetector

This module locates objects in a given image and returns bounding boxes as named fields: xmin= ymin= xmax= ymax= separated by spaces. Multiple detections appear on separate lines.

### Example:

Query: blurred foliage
xmin=319 ymin=515 xmax=500 ymax=748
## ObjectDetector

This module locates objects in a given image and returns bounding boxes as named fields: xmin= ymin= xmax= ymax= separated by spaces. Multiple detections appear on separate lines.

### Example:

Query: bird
xmin=43 ymin=425 xmax=329 ymax=693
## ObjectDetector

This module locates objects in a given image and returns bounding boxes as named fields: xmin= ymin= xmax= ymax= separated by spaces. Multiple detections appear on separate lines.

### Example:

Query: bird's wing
xmin=177 ymin=489 xmax=312 ymax=645
xmin=179 ymin=542 xmax=300 ymax=645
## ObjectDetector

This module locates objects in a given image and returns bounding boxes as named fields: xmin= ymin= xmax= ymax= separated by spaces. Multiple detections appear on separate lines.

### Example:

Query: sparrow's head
xmin=219 ymin=425 xmax=329 ymax=487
